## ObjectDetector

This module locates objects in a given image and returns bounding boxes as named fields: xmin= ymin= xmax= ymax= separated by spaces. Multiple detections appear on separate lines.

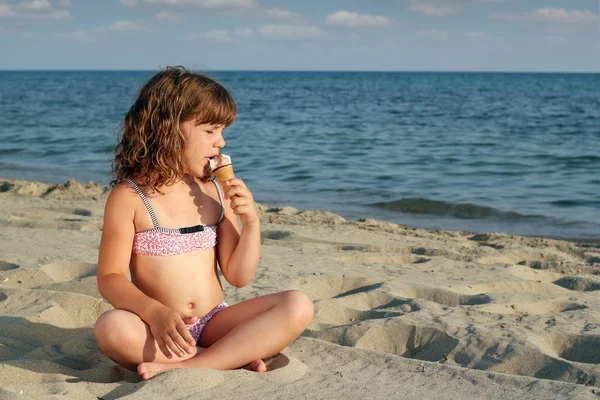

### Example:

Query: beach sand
xmin=1 ymin=177 xmax=599 ymax=399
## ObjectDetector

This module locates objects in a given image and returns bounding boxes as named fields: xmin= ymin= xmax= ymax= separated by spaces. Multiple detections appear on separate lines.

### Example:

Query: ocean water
xmin=0 ymin=71 xmax=598 ymax=240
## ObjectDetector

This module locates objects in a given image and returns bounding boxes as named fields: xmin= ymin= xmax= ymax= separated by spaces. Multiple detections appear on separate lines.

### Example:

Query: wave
xmin=550 ymin=199 xmax=600 ymax=207
xmin=371 ymin=198 xmax=545 ymax=221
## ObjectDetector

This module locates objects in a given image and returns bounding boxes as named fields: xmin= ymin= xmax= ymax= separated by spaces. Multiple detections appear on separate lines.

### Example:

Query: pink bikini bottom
xmin=186 ymin=301 xmax=228 ymax=344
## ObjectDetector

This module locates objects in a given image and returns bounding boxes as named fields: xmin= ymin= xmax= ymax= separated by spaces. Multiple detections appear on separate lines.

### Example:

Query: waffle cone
xmin=213 ymin=164 xmax=235 ymax=186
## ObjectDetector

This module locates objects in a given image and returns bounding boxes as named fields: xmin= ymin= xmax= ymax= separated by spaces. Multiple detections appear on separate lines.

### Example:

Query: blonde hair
xmin=112 ymin=66 xmax=237 ymax=191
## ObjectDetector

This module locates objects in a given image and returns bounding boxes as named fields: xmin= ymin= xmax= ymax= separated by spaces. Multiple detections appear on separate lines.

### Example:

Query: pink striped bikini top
xmin=125 ymin=177 xmax=225 ymax=257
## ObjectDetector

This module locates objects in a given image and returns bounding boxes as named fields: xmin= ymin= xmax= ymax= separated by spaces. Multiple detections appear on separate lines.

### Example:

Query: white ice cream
xmin=209 ymin=154 xmax=232 ymax=170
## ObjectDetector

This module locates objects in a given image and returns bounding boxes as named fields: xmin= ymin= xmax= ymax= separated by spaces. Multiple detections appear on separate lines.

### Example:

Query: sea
xmin=0 ymin=71 xmax=598 ymax=240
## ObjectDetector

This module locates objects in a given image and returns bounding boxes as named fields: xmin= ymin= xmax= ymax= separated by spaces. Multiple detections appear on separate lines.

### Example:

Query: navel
xmin=187 ymin=302 xmax=195 ymax=309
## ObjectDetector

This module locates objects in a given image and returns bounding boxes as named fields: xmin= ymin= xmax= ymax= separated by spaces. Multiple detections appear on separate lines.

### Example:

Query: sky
xmin=0 ymin=0 xmax=598 ymax=71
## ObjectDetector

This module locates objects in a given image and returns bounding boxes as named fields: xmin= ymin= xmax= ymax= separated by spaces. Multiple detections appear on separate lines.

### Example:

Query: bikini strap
xmin=211 ymin=176 xmax=225 ymax=224
xmin=123 ymin=178 xmax=160 ymax=229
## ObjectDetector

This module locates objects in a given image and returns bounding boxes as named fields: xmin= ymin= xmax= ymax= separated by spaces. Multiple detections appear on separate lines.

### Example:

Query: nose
xmin=215 ymin=134 xmax=225 ymax=149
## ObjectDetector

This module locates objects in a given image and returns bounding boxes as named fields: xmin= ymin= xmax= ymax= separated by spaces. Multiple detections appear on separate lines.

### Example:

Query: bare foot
xmin=243 ymin=359 xmax=267 ymax=372
xmin=137 ymin=358 xmax=267 ymax=380
xmin=138 ymin=361 xmax=175 ymax=380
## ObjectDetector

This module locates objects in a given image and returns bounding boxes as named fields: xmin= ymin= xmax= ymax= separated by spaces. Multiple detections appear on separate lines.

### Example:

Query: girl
xmin=94 ymin=66 xmax=314 ymax=380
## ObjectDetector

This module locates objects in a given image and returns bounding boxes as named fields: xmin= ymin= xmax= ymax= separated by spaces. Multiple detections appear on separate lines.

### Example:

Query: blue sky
xmin=0 ymin=0 xmax=598 ymax=71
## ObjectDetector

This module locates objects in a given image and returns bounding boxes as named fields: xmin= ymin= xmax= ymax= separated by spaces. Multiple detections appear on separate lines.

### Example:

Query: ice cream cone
xmin=213 ymin=164 xmax=235 ymax=187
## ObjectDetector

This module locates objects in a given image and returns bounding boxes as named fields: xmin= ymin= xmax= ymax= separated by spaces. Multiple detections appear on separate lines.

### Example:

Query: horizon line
xmin=0 ymin=68 xmax=599 ymax=74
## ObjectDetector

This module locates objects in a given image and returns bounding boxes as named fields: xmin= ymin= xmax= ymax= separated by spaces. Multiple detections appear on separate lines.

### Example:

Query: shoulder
xmin=107 ymin=180 xmax=139 ymax=201
xmin=104 ymin=181 xmax=139 ymax=217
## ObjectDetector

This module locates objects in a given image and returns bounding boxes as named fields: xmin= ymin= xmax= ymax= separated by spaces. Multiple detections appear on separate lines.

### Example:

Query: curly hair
xmin=111 ymin=66 xmax=237 ymax=191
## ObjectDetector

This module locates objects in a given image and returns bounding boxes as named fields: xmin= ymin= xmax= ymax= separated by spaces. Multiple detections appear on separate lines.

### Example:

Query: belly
xmin=130 ymin=249 xmax=224 ymax=318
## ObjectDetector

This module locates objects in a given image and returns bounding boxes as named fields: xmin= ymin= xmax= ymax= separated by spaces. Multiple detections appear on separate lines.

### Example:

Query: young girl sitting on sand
xmin=94 ymin=66 xmax=314 ymax=380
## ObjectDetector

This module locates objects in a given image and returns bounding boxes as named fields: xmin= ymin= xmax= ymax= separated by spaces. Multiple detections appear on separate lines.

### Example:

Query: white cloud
xmin=325 ymin=10 xmax=390 ymax=28
xmin=0 ymin=1 xmax=72 ymax=19
xmin=143 ymin=0 xmax=256 ymax=9
xmin=490 ymin=8 xmax=598 ymax=25
xmin=262 ymin=8 xmax=303 ymax=22
xmin=109 ymin=20 xmax=146 ymax=31
xmin=60 ymin=0 xmax=72 ymax=7
xmin=0 ymin=7 xmax=72 ymax=19
xmin=16 ymin=0 xmax=52 ymax=11
xmin=59 ymin=30 xmax=98 ymax=42
xmin=408 ymin=1 xmax=460 ymax=17
xmin=326 ymin=10 xmax=390 ymax=28
xmin=119 ymin=0 xmax=137 ymax=6
xmin=0 ymin=5 xmax=17 ymax=17
xmin=258 ymin=24 xmax=323 ymax=39
xmin=407 ymin=0 xmax=515 ymax=17
xmin=156 ymin=11 xmax=183 ymax=21
xmin=415 ymin=29 xmax=449 ymax=40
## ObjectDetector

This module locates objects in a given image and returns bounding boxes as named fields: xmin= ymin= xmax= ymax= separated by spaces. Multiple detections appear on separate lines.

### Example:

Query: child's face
xmin=180 ymin=119 xmax=226 ymax=178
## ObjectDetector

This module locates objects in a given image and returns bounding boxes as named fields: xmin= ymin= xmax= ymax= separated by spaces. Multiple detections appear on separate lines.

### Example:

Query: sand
xmin=1 ymin=177 xmax=599 ymax=399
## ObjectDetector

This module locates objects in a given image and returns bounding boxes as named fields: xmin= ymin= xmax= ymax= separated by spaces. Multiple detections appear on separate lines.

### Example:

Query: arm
xmin=97 ymin=184 xmax=163 ymax=319
xmin=216 ymin=178 xmax=261 ymax=288
xmin=97 ymin=185 xmax=197 ymax=357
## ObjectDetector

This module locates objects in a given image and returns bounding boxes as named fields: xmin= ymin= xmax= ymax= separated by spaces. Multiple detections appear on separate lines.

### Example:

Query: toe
xmin=256 ymin=360 xmax=267 ymax=372
xmin=248 ymin=359 xmax=267 ymax=372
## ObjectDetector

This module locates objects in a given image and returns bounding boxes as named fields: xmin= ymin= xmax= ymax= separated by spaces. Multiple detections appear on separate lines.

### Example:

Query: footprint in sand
xmin=0 ymin=261 xmax=19 ymax=271
xmin=397 ymin=287 xmax=492 ymax=307
xmin=73 ymin=208 xmax=92 ymax=217
xmin=296 ymin=274 xmax=457 ymax=361
xmin=261 ymin=230 xmax=295 ymax=241
xmin=260 ymin=353 xmax=308 ymax=383
xmin=553 ymin=276 xmax=600 ymax=292
xmin=304 ymin=318 xmax=459 ymax=363
xmin=40 ymin=261 xmax=97 ymax=283
xmin=543 ymin=333 xmax=600 ymax=365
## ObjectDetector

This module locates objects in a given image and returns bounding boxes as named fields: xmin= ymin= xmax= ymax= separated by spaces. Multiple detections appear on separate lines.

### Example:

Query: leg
xmin=93 ymin=309 xmax=200 ymax=371
xmin=138 ymin=290 xmax=314 ymax=379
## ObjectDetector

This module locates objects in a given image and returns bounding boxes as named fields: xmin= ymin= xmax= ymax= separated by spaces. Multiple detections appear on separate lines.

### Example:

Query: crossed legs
xmin=94 ymin=290 xmax=314 ymax=379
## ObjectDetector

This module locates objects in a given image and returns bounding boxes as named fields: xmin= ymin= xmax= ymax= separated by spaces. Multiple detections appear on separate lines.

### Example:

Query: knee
xmin=94 ymin=310 xmax=137 ymax=353
xmin=281 ymin=290 xmax=314 ymax=331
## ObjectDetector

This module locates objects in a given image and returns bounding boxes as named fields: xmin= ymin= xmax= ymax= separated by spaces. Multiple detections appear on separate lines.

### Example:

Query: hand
xmin=146 ymin=304 xmax=199 ymax=359
xmin=224 ymin=178 xmax=259 ymax=226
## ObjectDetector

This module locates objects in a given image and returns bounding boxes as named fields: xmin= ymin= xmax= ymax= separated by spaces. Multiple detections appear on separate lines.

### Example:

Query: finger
xmin=226 ymin=186 xmax=251 ymax=197
xmin=233 ymin=205 xmax=250 ymax=216
xmin=227 ymin=187 xmax=252 ymax=201
xmin=156 ymin=337 xmax=173 ymax=359
xmin=230 ymin=197 xmax=249 ymax=209
xmin=169 ymin=338 xmax=187 ymax=358
xmin=164 ymin=334 xmax=184 ymax=358
xmin=225 ymin=178 xmax=246 ymax=189
xmin=174 ymin=324 xmax=197 ymax=352
xmin=171 ymin=336 xmax=190 ymax=357
xmin=225 ymin=187 xmax=238 ymax=199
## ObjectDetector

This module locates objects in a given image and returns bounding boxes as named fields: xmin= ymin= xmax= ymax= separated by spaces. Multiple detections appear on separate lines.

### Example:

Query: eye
xmin=206 ymin=130 xmax=214 ymax=134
